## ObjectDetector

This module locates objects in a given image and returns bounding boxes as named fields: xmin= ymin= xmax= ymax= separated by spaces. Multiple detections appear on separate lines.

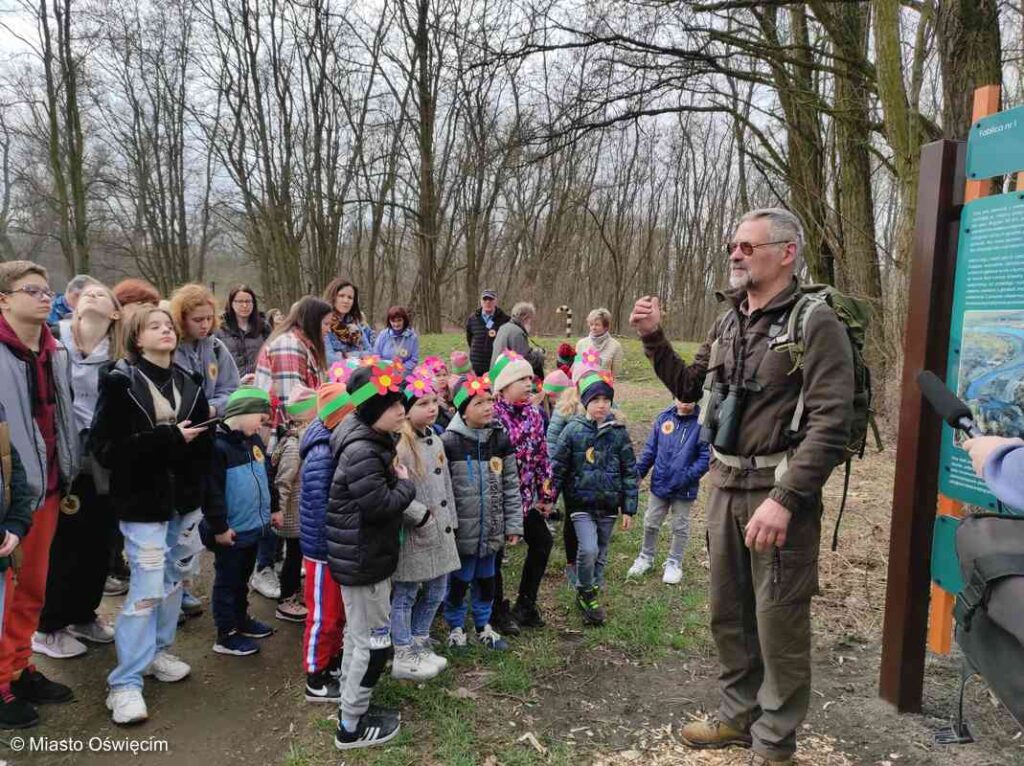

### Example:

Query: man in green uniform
xmin=630 ymin=208 xmax=855 ymax=766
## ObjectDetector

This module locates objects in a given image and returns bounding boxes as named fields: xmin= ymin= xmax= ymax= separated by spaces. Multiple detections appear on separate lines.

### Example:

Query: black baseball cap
xmin=481 ymin=290 xmax=497 ymax=300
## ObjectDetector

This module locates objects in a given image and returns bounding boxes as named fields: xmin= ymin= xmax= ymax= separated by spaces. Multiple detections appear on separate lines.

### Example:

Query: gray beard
xmin=729 ymin=270 xmax=752 ymax=290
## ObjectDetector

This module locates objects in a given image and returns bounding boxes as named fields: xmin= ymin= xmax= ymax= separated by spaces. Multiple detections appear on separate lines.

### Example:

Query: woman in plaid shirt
xmin=254 ymin=297 xmax=333 ymax=425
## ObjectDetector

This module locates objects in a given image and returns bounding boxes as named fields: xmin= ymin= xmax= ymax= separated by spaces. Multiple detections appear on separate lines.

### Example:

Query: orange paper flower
xmin=370 ymin=364 xmax=402 ymax=394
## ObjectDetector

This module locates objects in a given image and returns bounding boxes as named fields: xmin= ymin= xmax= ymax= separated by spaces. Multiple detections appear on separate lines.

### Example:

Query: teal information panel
xmin=939 ymin=192 xmax=1024 ymax=509
xmin=967 ymin=105 xmax=1024 ymax=181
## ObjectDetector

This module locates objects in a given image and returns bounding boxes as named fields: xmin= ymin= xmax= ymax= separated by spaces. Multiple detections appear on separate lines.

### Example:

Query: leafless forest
xmin=0 ymin=0 xmax=1017 ymax=362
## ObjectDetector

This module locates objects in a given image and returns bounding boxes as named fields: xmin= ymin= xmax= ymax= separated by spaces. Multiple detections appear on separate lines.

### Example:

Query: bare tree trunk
xmin=406 ymin=0 xmax=442 ymax=332
xmin=936 ymin=0 xmax=1001 ymax=139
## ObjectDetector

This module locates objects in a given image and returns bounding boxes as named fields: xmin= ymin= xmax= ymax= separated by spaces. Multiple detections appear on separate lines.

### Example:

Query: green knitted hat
xmin=223 ymin=386 xmax=272 ymax=419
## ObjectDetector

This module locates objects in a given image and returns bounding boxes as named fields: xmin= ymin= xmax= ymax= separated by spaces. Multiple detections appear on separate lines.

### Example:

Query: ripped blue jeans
xmin=108 ymin=513 xmax=190 ymax=691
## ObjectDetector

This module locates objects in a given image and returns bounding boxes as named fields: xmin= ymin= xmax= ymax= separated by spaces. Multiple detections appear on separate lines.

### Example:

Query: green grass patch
xmin=418 ymin=333 xmax=697 ymax=384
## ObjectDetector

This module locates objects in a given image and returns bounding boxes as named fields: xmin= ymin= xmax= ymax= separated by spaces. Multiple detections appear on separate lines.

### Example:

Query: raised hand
xmin=629 ymin=296 xmax=662 ymax=336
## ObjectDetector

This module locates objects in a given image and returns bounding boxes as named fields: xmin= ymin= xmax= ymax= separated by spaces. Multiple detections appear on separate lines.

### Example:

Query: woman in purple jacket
xmin=963 ymin=436 xmax=1024 ymax=509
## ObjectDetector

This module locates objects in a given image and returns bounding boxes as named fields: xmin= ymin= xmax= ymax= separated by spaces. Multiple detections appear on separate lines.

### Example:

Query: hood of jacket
xmin=330 ymin=410 xmax=398 ymax=458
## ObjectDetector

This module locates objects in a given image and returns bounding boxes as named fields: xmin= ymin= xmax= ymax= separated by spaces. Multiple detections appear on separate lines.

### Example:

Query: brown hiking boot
xmin=679 ymin=717 xmax=753 ymax=750
xmin=748 ymin=754 xmax=794 ymax=766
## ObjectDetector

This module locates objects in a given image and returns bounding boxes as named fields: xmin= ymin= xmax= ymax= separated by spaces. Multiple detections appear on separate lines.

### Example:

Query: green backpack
xmin=771 ymin=284 xmax=882 ymax=549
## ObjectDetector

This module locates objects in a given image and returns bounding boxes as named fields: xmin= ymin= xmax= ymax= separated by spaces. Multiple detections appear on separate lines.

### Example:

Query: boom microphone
xmin=917 ymin=370 xmax=982 ymax=437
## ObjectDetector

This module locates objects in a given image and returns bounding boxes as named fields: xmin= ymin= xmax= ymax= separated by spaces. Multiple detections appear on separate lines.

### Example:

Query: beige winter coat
xmin=394 ymin=428 xmax=461 ymax=582
xmin=272 ymin=425 xmax=307 ymax=539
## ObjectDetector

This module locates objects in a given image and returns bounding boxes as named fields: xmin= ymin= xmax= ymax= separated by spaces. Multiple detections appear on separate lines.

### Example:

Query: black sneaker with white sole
xmin=304 ymin=670 xmax=341 ymax=703
xmin=334 ymin=710 xmax=401 ymax=750
xmin=11 ymin=668 xmax=74 ymax=704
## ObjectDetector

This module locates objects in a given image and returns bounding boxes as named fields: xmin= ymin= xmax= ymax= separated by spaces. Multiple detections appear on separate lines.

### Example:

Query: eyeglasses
xmin=233 ymin=299 xmax=254 ymax=306
xmin=2 ymin=285 xmax=55 ymax=302
xmin=79 ymin=290 xmax=111 ymax=300
xmin=725 ymin=240 xmax=792 ymax=257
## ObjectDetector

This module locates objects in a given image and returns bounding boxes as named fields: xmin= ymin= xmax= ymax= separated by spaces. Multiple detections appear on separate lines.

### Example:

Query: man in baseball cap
xmin=465 ymin=290 xmax=509 ymax=376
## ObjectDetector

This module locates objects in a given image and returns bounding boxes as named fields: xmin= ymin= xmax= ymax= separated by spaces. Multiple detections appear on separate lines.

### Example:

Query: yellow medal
xmin=59 ymin=494 xmax=81 ymax=515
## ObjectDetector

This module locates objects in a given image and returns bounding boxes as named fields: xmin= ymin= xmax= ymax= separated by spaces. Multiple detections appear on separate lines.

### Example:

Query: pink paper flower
xmin=328 ymin=361 xmax=352 ymax=385
xmin=404 ymin=368 xmax=437 ymax=399
xmin=581 ymin=348 xmax=601 ymax=369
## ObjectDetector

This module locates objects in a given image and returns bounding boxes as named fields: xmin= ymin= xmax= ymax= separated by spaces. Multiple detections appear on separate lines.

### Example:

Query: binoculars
xmin=701 ymin=382 xmax=746 ymax=453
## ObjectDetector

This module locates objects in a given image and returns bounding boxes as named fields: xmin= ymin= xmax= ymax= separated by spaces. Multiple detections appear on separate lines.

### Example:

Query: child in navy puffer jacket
xmin=627 ymin=400 xmax=710 ymax=585
xmin=296 ymin=383 xmax=350 ymax=705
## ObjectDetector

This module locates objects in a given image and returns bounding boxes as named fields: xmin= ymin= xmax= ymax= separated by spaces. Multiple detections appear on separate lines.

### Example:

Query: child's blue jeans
xmin=572 ymin=512 xmax=617 ymax=590
xmin=391 ymin=575 xmax=448 ymax=647
xmin=108 ymin=514 xmax=188 ymax=690
xmin=444 ymin=552 xmax=496 ymax=630
xmin=211 ymin=528 xmax=262 ymax=636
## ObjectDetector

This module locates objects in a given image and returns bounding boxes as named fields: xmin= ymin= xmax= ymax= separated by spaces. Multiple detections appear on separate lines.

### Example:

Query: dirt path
xmin=8 ymin=570 xmax=305 ymax=766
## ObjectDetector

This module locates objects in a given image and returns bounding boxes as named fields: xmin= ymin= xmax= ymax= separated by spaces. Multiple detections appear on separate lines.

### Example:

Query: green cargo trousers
xmin=706 ymin=484 xmax=821 ymax=761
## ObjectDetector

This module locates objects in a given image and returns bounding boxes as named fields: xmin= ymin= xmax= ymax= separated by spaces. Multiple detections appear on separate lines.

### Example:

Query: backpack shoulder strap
xmin=772 ymin=295 xmax=830 ymax=486
xmin=786 ymin=295 xmax=829 ymax=436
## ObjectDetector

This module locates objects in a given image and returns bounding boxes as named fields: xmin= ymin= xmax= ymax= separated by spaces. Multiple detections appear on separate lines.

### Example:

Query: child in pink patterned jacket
xmin=489 ymin=351 xmax=556 ymax=632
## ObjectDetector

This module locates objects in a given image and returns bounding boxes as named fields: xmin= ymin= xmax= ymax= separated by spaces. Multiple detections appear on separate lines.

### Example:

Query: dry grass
xmin=814 ymin=440 xmax=897 ymax=642
xmin=589 ymin=724 xmax=855 ymax=765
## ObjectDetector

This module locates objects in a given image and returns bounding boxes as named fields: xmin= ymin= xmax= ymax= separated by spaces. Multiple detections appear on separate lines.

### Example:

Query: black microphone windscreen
xmin=917 ymin=370 xmax=972 ymax=427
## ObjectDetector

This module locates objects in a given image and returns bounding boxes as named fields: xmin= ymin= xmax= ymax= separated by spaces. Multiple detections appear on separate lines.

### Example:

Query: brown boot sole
xmin=679 ymin=733 xmax=753 ymax=750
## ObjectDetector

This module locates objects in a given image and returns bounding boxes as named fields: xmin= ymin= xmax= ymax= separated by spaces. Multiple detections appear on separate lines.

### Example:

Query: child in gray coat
xmin=391 ymin=366 xmax=461 ymax=680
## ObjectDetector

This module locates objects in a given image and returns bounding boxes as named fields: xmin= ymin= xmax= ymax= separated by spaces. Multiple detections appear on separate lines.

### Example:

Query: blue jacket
xmin=47 ymin=294 xmax=72 ymax=324
xmin=0 ymin=403 xmax=34 ymax=571
xmin=298 ymin=418 xmax=334 ymax=561
xmin=324 ymin=319 xmax=374 ymax=364
xmin=551 ymin=414 xmax=639 ymax=516
xmin=636 ymin=404 xmax=710 ymax=501
xmin=372 ymin=328 xmax=420 ymax=374
xmin=546 ymin=408 xmax=575 ymax=457
xmin=983 ymin=440 xmax=1024 ymax=511
xmin=205 ymin=426 xmax=272 ymax=537
xmin=175 ymin=335 xmax=240 ymax=417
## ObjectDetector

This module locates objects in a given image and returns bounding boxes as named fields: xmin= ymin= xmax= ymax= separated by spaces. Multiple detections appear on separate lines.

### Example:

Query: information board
xmin=939 ymin=192 xmax=1024 ymax=510
xmin=966 ymin=104 xmax=1024 ymax=181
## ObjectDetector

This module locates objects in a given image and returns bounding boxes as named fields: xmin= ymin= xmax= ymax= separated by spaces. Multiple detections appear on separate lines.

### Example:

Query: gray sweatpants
xmin=641 ymin=495 xmax=693 ymax=564
xmin=339 ymin=580 xmax=392 ymax=721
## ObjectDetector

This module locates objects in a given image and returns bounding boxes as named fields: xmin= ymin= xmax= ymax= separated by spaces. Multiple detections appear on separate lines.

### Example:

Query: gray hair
xmin=586 ymin=308 xmax=612 ymax=329
xmin=737 ymin=208 xmax=805 ymax=270
xmin=511 ymin=302 xmax=536 ymax=322
xmin=66 ymin=274 xmax=97 ymax=295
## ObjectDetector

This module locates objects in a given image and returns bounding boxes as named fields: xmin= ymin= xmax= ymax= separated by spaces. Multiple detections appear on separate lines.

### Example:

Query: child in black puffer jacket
xmin=325 ymin=363 xmax=415 ymax=752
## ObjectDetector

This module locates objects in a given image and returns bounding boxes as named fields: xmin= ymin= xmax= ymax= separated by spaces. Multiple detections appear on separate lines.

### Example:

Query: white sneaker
xmin=391 ymin=645 xmax=438 ymax=681
xmin=447 ymin=627 xmax=468 ymax=648
xmin=249 ymin=567 xmax=281 ymax=600
xmin=68 ymin=619 xmax=115 ymax=644
xmin=476 ymin=624 xmax=508 ymax=650
xmin=663 ymin=560 xmax=683 ymax=585
xmin=106 ymin=687 xmax=148 ymax=725
xmin=144 ymin=651 xmax=191 ymax=683
xmin=413 ymin=637 xmax=448 ymax=672
xmin=627 ymin=554 xmax=654 ymax=578
xmin=31 ymin=629 xmax=87 ymax=659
